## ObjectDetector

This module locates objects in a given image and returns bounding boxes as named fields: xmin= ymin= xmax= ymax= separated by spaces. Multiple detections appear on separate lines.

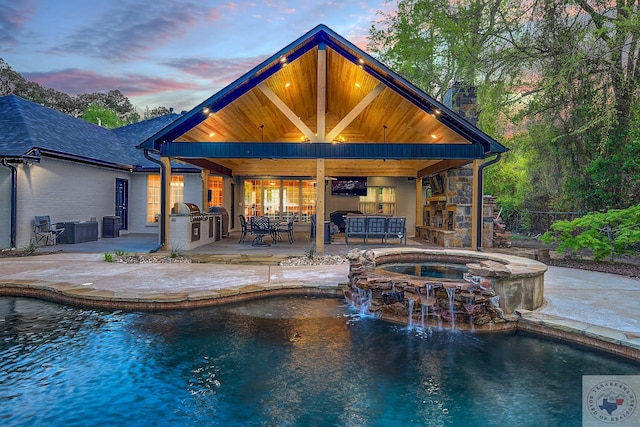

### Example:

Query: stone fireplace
xmin=417 ymin=165 xmax=495 ymax=248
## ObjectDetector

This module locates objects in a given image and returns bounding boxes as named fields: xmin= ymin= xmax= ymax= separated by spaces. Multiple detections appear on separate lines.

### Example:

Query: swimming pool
xmin=1 ymin=296 xmax=638 ymax=426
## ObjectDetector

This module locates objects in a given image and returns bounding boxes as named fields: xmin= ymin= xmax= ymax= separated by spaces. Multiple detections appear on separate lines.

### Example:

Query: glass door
xmin=263 ymin=180 xmax=281 ymax=220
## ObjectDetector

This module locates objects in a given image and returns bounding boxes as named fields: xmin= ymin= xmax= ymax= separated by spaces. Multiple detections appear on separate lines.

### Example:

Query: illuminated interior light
xmin=355 ymin=82 xmax=361 ymax=88
xmin=209 ymin=132 xmax=216 ymax=137
xmin=431 ymin=134 xmax=437 ymax=139
xmin=285 ymin=82 xmax=291 ymax=88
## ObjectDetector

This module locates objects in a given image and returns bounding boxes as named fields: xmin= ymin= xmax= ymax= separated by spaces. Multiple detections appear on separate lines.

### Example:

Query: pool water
xmin=1 ymin=296 xmax=638 ymax=426
xmin=379 ymin=261 xmax=468 ymax=280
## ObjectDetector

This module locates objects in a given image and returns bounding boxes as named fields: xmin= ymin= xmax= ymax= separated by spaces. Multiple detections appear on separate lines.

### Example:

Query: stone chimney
xmin=443 ymin=82 xmax=478 ymax=126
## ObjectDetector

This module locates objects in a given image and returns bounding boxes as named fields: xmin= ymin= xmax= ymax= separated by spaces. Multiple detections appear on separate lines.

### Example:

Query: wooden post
xmin=201 ymin=169 xmax=210 ymax=211
xmin=415 ymin=177 xmax=423 ymax=228
xmin=316 ymin=159 xmax=325 ymax=253
xmin=161 ymin=156 xmax=172 ymax=251
xmin=317 ymin=43 xmax=326 ymax=141
xmin=471 ymin=159 xmax=481 ymax=251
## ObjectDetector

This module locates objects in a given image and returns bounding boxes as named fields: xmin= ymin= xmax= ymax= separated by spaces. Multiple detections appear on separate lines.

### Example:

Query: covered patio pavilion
xmin=139 ymin=25 xmax=507 ymax=253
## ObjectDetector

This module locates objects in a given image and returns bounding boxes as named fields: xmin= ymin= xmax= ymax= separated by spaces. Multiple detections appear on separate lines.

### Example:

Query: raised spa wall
xmin=345 ymin=248 xmax=547 ymax=330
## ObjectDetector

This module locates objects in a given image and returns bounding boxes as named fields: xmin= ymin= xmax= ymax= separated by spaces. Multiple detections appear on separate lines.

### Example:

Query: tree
xmin=368 ymin=0 xmax=640 ymax=212
xmin=517 ymin=0 xmax=640 ymax=211
xmin=82 ymin=103 xmax=124 ymax=129
xmin=0 ymin=57 xmax=155 ymax=125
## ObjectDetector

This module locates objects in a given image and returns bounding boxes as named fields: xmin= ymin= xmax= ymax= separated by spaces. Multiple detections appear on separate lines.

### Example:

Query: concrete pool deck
xmin=1 ymin=243 xmax=639 ymax=361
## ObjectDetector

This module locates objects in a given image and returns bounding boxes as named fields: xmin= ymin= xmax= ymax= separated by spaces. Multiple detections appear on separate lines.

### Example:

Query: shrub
xmin=541 ymin=204 xmax=640 ymax=261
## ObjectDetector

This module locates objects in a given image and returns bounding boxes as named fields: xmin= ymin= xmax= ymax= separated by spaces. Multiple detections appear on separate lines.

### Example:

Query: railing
xmin=503 ymin=211 xmax=582 ymax=235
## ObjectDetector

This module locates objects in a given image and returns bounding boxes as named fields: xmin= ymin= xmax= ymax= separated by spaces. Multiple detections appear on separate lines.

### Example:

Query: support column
xmin=161 ymin=156 xmax=172 ymax=251
xmin=415 ymin=178 xmax=423 ymax=229
xmin=316 ymin=159 xmax=325 ymax=253
xmin=201 ymin=169 xmax=210 ymax=211
xmin=471 ymin=159 xmax=481 ymax=251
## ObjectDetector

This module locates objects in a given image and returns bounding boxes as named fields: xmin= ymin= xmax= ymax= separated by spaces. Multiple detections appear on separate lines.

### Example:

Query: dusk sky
xmin=1 ymin=0 xmax=392 ymax=113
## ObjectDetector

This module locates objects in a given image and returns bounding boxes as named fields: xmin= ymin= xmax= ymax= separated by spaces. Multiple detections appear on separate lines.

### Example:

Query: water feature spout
xmin=407 ymin=299 xmax=414 ymax=329
xmin=445 ymin=287 xmax=456 ymax=329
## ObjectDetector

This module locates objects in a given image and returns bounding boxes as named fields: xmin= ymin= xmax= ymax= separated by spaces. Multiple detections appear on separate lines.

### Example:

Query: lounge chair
xmin=33 ymin=216 xmax=65 ymax=246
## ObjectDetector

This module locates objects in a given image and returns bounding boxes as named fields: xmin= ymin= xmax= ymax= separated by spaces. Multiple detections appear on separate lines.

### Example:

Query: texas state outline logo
xmin=584 ymin=376 xmax=638 ymax=426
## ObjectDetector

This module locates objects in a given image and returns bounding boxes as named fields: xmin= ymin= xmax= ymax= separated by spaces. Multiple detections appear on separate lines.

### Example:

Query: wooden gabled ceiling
xmin=174 ymin=45 xmax=471 ymax=178
xmin=178 ymin=46 xmax=468 ymax=146
xmin=136 ymin=25 xmax=510 ymax=178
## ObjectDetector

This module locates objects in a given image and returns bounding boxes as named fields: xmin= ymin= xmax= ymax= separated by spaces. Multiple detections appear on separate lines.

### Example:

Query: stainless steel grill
xmin=172 ymin=203 xmax=206 ymax=222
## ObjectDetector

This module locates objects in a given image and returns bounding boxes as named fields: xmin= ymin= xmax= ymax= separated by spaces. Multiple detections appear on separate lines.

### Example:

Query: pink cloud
xmin=23 ymin=68 xmax=198 ymax=98
xmin=0 ymin=0 xmax=36 ymax=47
xmin=162 ymin=56 xmax=268 ymax=86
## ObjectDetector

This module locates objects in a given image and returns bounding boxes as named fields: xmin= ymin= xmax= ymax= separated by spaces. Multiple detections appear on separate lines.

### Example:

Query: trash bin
xmin=102 ymin=216 xmax=120 ymax=238
xmin=310 ymin=216 xmax=330 ymax=244
xmin=323 ymin=221 xmax=331 ymax=244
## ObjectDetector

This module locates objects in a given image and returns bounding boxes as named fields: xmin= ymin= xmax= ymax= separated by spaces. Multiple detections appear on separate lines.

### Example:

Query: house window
xmin=242 ymin=178 xmax=316 ymax=222
xmin=300 ymin=180 xmax=316 ymax=223
xmin=282 ymin=180 xmax=300 ymax=222
xmin=359 ymin=187 xmax=396 ymax=215
xmin=147 ymin=175 xmax=184 ymax=222
xmin=208 ymin=176 xmax=223 ymax=208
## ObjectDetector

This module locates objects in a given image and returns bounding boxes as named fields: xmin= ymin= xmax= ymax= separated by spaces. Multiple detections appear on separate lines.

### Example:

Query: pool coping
xmin=1 ymin=279 xmax=639 ymax=363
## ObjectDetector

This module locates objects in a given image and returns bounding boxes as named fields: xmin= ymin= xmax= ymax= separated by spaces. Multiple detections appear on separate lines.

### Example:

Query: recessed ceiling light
xmin=355 ymin=82 xmax=361 ymax=88
xmin=285 ymin=82 xmax=291 ymax=88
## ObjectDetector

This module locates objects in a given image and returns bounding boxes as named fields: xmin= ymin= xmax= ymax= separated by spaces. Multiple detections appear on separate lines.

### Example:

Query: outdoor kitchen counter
xmin=169 ymin=214 xmax=221 ymax=250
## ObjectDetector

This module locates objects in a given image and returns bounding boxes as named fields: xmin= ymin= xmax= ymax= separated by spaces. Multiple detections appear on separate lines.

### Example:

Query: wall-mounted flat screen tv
xmin=331 ymin=177 xmax=368 ymax=196
xmin=429 ymin=174 xmax=444 ymax=195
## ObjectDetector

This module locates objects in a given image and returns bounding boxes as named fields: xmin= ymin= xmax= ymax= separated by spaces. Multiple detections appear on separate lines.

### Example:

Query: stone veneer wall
xmin=423 ymin=165 xmax=495 ymax=248
xmin=445 ymin=166 xmax=473 ymax=247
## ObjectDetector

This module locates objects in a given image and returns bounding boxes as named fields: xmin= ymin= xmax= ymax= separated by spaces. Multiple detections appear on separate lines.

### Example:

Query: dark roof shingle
xmin=0 ymin=94 xmax=191 ymax=169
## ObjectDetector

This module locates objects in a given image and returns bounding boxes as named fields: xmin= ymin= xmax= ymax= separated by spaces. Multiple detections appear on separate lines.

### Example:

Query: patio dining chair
xmin=250 ymin=216 xmax=272 ymax=246
xmin=284 ymin=217 xmax=295 ymax=244
xmin=33 ymin=216 xmax=65 ymax=246
xmin=238 ymin=215 xmax=249 ymax=243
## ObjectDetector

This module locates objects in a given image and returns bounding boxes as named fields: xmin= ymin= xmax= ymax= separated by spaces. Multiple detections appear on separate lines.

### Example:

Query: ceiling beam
xmin=178 ymin=158 xmax=233 ymax=176
xmin=317 ymin=43 xmax=327 ymax=140
xmin=418 ymin=159 xmax=469 ymax=177
xmin=326 ymin=82 xmax=386 ymax=142
xmin=257 ymin=82 xmax=316 ymax=142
